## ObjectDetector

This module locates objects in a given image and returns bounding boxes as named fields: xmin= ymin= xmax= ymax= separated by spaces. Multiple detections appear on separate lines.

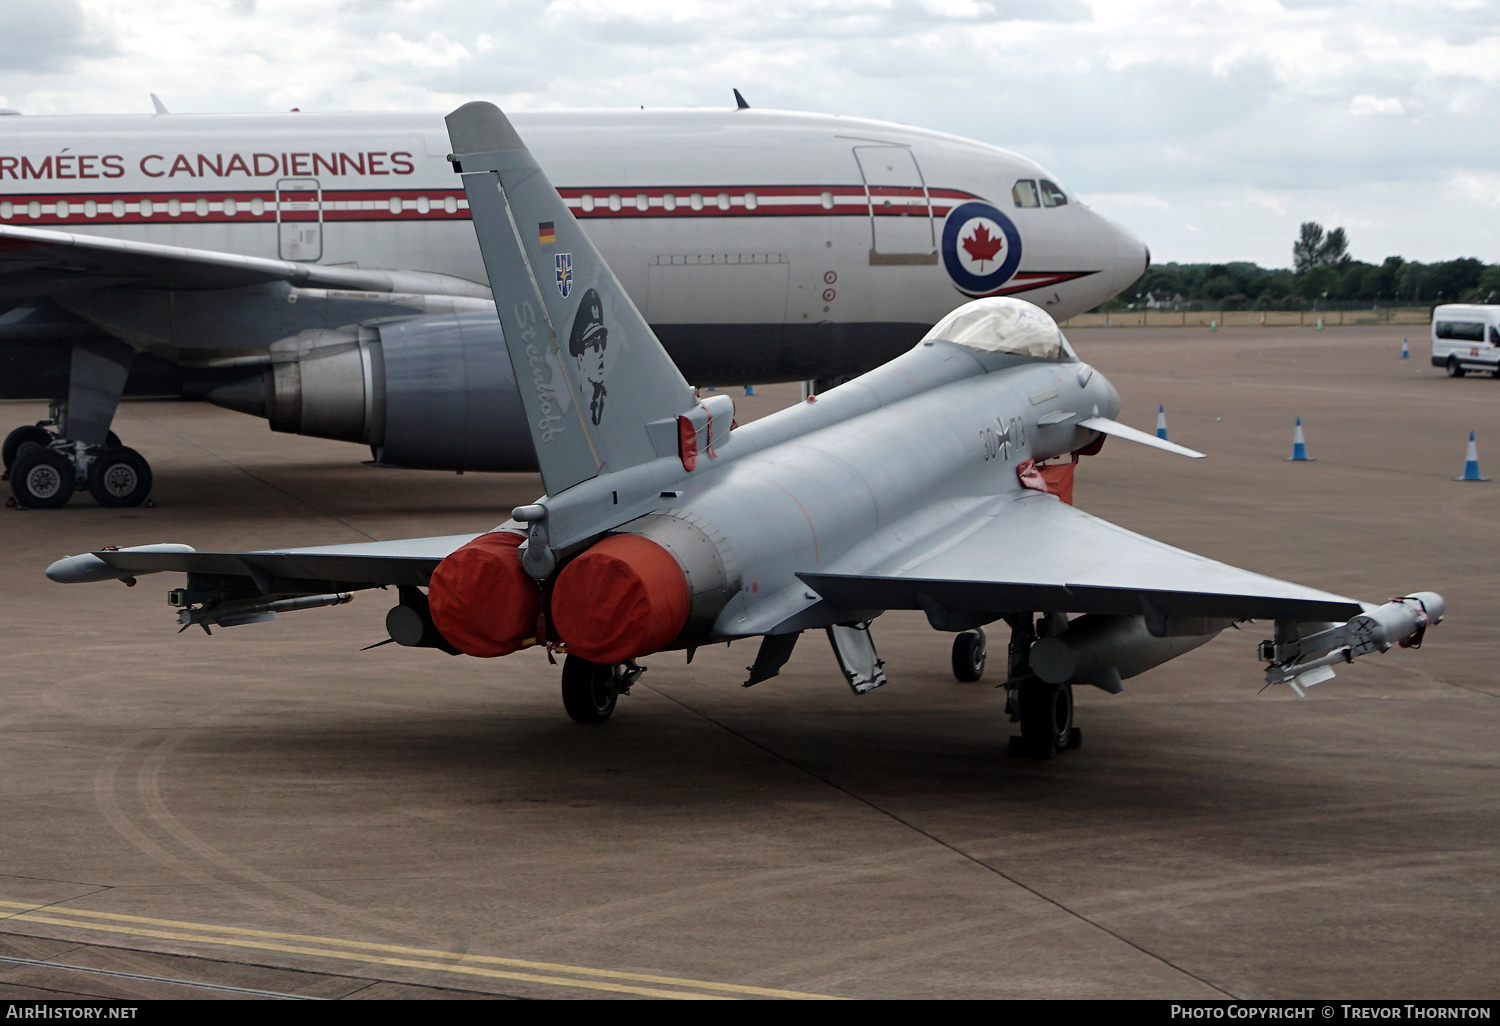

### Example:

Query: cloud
xmin=1350 ymin=94 xmax=1403 ymax=115
xmin=5 ymin=0 xmax=1500 ymax=262
xmin=0 ymin=0 xmax=115 ymax=74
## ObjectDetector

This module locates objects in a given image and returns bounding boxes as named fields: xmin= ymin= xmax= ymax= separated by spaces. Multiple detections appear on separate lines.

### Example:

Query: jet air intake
xmin=204 ymin=311 xmax=534 ymax=472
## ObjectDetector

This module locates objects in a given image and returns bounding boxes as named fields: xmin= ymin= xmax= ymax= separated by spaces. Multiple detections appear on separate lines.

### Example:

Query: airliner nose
xmin=1108 ymin=217 xmax=1150 ymax=295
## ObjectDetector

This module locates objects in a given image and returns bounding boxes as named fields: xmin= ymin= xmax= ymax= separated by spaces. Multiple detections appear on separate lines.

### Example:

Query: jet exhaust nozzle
xmin=550 ymin=511 xmax=741 ymax=665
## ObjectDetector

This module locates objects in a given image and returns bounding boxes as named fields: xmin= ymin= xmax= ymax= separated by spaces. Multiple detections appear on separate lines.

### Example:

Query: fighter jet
xmin=47 ymin=102 xmax=1443 ymax=756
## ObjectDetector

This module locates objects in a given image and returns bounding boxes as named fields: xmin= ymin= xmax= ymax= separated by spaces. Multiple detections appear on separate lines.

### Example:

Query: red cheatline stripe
xmin=0 ymin=185 xmax=986 ymax=227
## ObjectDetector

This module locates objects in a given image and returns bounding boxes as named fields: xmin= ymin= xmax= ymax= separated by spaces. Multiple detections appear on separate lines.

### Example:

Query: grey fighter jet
xmin=48 ymin=102 xmax=1444 ymax=757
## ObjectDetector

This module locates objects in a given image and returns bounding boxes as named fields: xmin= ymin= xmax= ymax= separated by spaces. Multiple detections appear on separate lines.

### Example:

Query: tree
xmin=1395 ymin=263 xmax=1428 ymax=302
xmin=1293 ymin=221 xmax=1351 ymax=275
xmin=1478 ymin=265 xmax=1500 ymax=303
xmin=1295 ymin=265 xmax=1340 ymax=300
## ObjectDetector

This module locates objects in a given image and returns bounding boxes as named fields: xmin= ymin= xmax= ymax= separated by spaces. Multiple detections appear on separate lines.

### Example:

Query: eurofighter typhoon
xmin=48 ymin=102 xmax=1444 ymax=757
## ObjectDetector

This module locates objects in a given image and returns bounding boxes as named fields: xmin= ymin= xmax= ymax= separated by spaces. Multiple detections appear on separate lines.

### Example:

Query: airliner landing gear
xmin=6 ymin=339 xmax=150 ymax=508
xmin=1007 ymin=681 xmax=1082 ymax=758
xmin=560 ymin=656 xmax=643 ymax=723
xmin=2 ymin=425 xmax=53 ymax=475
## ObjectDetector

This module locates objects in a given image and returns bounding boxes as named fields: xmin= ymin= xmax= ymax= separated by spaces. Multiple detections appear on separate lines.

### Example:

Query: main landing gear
xmin=946 ymin=616 xmax=1083 ymax=758
xmin=5 ymin=338 xmax=152 ymax=509
xmin=5 ymin=417 xmax=152 ymax=509
xmin=560 ymin=655 xmax=643 ymax=723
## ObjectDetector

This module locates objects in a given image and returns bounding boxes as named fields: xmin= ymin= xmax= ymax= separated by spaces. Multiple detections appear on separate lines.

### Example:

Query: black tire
xmin=87 ymin=446 xmax=152 ymax=508
xmin=1447 ymin=357 xmax=1466 ymax=378
xmin=10 ymin=448 xmax=75 ymax=508
xmin=3 ymin=425 xmax=52 ymax=474
xmin=561 ymin=654 xmax=618 ymax=723
xmin=951 ymin=631 xmax=986 ymax=682
xmin=106 ymin=430 xmax=121 ymax=448
xmin=1018 ymin=681 xmax=1074 ymax=757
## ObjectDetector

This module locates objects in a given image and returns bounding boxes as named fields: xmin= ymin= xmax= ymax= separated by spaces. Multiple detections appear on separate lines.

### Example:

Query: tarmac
xmin=0 ymin=325 xmax=1496 ymax=1000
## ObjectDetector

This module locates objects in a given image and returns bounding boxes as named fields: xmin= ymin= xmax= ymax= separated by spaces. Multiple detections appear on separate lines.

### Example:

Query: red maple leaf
xmin=961 ymin=223 xmax=1004 ymax=268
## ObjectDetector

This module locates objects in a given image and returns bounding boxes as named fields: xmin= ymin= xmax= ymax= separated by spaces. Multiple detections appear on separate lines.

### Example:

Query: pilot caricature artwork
xmin=569 ymin=288 xmax=610 ymax=425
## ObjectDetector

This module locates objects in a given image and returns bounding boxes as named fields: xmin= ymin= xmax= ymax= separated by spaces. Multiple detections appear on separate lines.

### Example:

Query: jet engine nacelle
xmin=206 ymin=311 xmax=535 ymax=472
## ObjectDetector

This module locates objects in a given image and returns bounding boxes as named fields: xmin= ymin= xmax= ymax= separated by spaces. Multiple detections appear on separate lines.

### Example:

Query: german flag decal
xmin=538 ymin=221 xmax=555 ymax=244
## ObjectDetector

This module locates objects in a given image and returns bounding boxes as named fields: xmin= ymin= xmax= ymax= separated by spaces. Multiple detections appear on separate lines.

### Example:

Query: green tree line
xmin=1101 ymin=222 xmax=1500 ymax=311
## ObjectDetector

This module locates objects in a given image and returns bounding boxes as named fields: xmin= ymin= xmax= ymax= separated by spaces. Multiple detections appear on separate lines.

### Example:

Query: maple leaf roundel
xmin=941 ymin=201 xmax=1023 ymax=296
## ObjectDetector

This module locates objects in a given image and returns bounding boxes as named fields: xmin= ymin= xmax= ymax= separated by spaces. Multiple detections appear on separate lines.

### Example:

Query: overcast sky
xmin=1 ymin=0 xmax=1495 ymax=268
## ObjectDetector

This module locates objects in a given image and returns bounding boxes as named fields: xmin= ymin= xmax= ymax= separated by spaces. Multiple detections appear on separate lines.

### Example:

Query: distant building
xmin=1146 ymin=290 xmax=1183 ymax=310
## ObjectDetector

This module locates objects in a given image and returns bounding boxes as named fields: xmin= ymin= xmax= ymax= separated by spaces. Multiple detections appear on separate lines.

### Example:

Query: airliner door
xmin=853 ymin=146 xmax=936 ymax=265
xmin=276 ymin=178 xmax=323 ymax=261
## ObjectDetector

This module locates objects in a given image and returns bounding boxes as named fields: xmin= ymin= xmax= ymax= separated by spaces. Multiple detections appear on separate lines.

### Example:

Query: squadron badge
xmin=555 ymin=252 xmax=573 ymax=298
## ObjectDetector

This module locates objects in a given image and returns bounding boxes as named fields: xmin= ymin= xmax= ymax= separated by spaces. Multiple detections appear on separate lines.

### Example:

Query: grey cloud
xmin=0 ymin=0 xmax=115 ymax=74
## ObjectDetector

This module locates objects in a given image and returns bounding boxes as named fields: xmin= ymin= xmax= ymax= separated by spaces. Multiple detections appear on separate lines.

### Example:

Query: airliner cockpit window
xmin=922 ymin=297 xmax=1069 ymax=360
xmin=1040 ymin=180 xmax=1068 ymax=207
xmin=1012 ymin=180 xmax=1040 ymax=208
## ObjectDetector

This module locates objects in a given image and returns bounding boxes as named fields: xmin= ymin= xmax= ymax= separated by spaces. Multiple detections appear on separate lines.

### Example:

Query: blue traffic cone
xmin=1457 ymin=431 xmax=1490 ymax=481
xmin=1287 ymin=417 xmax=1314 ymax=461
xmin=743 ymin=385 xmax=755 ymax=396
xmin=1156 ymin=404 xmax=1169 ymax=440
xmin=1401 ymin=337 xmax=1409 ymax=359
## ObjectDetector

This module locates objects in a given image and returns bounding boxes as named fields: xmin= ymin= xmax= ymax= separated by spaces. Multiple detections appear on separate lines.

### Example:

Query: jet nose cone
xmin=1108 ymin=217 xmax=1149 ymax=295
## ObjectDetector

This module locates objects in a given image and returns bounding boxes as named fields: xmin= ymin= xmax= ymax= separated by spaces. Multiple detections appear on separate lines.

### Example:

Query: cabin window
xmin=1012 ymin=179 xmax=1040 ymax=208
xmin=1040 ymin=180 xmax=1068 ymax=207
xmin=1437 ymin=321 xmax=1486 ymax=342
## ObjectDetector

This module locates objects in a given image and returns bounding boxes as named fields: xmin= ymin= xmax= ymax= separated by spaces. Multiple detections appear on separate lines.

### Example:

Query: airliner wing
xmin=798 ymin=492 xmax=1362 ymax=624
xmin=0 ymin=223 xmax=490 ymax=299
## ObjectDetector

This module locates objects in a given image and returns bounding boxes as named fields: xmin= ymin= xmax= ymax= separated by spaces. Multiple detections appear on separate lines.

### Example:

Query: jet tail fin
xmin=446 ymin=101 xmax=697 ymax=496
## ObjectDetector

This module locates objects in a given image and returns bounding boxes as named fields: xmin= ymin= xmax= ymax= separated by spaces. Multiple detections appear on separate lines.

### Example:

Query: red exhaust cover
xmin=427 ymin=531 xmax=540 ymax=657
xmin=551 ymin=534 xmax=690 ymax=665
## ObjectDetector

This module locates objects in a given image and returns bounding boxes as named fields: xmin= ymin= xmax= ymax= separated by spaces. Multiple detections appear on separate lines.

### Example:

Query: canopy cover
xmin=922 ymin=297 xmax=1072 ymax=360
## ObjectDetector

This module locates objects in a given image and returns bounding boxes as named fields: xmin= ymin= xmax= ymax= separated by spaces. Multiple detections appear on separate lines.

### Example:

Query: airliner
xmin=0 ymin=103 xmax=1147 ymax=508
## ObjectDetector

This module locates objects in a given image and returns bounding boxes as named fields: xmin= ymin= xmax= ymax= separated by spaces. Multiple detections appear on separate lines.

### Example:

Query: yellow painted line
xmin=0 ymin=900 xmax=841 ymax=1000
xmin=4 ymin=913 xmax=723 ymax=999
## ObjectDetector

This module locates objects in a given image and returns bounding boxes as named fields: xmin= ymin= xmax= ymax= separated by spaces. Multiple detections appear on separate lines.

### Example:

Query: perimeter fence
xmin=1059 ymin=306 xmax=1433 ymax=329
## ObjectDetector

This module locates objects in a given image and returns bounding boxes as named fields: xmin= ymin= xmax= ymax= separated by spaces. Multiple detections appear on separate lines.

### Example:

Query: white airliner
xmin=0 ymin=103 xmax=1147 ymax=508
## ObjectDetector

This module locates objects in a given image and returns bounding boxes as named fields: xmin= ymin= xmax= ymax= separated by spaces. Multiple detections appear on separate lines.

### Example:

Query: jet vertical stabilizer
xmin=445 ymin=101 xmax=698 ymax=496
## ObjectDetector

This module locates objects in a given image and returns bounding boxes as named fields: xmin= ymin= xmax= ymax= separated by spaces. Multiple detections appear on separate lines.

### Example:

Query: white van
xmin=1431 ymin=304 xmax=1500 ymax=377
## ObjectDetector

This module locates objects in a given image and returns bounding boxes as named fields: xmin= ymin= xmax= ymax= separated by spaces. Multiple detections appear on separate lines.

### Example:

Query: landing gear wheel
xmin=1009 ymin=682 xmax=1076 ymax=758
xmin=10 ymin=449 xmax=75 ymax=508
xmin=561 ymin=654 xmax=618 ymax=723
xmin=3 ymin=425 xmax=52 ymax=475
xmin=105 ymin=430 xmax=121 ymax=449
xmin=87 ymin=446 xmax=152 ymax=507
xmin=951 ymin=630 xmax=987 ymax=682
xmin=1447 ymin=357 xmax=1466 ymax=378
